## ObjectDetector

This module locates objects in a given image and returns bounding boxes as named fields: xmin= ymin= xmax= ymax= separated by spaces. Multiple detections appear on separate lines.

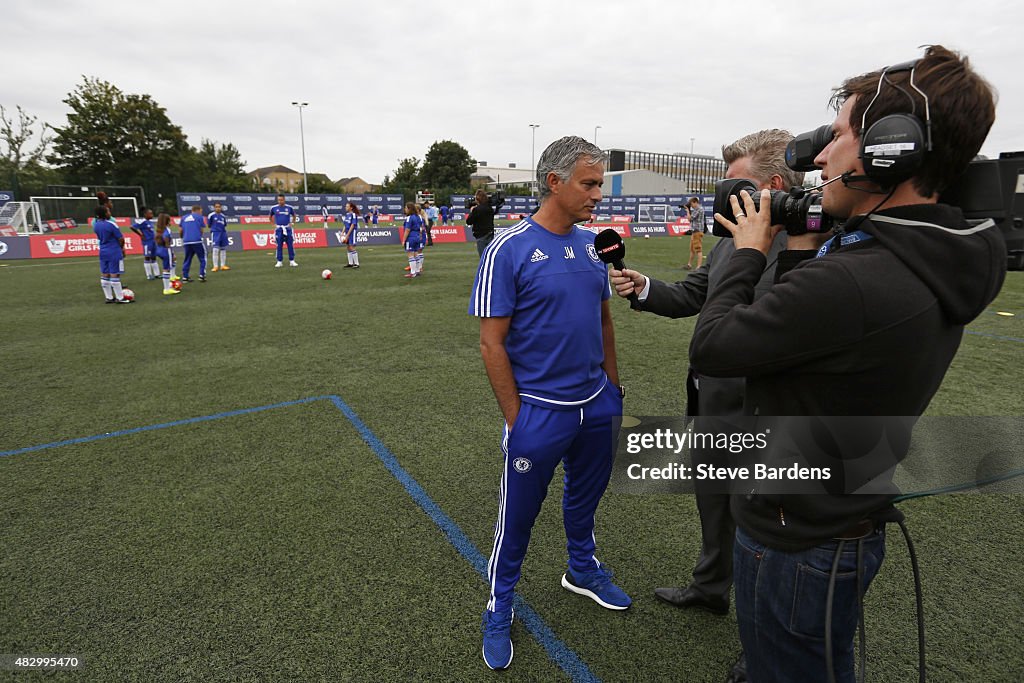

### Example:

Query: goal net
xmin=30 ymin=196 xmax=140 ymax=224
xmin=636 ymin=204 xmax=676 ymax=223
xmin=0 ymin=201 xmax=43 ymax=235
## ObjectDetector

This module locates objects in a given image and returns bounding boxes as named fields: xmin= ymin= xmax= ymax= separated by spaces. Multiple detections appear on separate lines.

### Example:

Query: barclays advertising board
xmin=176 ymin=193 xmax=404 ymax=218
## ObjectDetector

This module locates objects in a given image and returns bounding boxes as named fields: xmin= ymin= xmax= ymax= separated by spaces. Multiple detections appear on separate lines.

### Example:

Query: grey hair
xmin=721 ymin=129 xmax=805 ymax=189
xmin=536 ymin=136 xmax=607 ymax=202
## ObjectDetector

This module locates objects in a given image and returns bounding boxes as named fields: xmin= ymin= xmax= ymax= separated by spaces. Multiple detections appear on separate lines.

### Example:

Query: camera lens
xmin=713 ymin=178 xmax=837 ymax=237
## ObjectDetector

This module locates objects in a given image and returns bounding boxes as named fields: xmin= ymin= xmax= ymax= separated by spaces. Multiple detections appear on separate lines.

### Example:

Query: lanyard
xmin=815 ymin=229 xmax=874 ymax=258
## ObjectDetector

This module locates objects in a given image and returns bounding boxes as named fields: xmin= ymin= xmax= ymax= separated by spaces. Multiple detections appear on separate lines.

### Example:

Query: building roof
xmin=249 ymin=164 xmax=300 ymax=176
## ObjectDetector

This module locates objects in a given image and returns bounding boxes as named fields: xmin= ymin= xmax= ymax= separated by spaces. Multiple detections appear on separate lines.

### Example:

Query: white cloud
xmin=5 ymin=0 xmax=1021 ymax=185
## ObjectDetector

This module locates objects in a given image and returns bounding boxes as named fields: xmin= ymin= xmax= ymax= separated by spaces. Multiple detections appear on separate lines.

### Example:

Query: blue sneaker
xmin=561 ymin=565 xmax=632 ymax=610
xmin=481 ymin=608 xmax=514 ymax=670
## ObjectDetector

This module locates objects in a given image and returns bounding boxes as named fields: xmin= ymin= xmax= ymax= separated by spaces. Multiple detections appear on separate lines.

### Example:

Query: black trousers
xmin=690 ymin=488 xmax=735 ymax=600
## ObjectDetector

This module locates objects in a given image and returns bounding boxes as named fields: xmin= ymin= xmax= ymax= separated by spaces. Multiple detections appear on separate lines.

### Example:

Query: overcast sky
xmin=7 ymin=0 xmax=1022 ymax=187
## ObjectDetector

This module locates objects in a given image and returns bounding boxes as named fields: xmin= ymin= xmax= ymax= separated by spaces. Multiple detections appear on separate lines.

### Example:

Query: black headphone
xmin=858 ymin=58 xmax=934 ymax=187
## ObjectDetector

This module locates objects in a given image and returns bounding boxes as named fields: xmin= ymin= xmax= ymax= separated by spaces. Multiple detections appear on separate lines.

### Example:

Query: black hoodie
xmin=688 ymin=203 xmax=1006 ymax=551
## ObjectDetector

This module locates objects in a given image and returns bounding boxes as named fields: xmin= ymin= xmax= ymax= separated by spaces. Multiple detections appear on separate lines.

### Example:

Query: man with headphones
xmin=687 ymin=46 xmax=1005 ymax=681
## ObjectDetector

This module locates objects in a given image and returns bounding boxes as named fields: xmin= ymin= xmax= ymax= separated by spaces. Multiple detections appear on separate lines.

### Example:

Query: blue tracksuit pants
xmin=276 ymin=227 xmax=295 ymax=261
xmin=182 ymin=242 xmax=206 ymax=278
xmin=485 ymin=381 xmax=622 ymax=613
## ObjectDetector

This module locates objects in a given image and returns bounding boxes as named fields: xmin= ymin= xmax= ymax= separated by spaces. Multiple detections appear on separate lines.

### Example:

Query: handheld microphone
xmin=594 ymin=228 xmax=638 ymax=304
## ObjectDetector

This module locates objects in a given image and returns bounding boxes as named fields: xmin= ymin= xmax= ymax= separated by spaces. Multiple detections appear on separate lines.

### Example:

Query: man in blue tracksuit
xmin=270 ymin=194 xmax=298 ymax=267
xmin=469 ymin=136 xmax=630 ymax=671
xmin=179 ymin=205 xmax=207 ymax=282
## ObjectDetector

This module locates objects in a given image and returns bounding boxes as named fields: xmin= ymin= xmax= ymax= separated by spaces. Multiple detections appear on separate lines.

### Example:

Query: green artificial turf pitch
xmin=1 ymin=238 xmax=1022 ymax=681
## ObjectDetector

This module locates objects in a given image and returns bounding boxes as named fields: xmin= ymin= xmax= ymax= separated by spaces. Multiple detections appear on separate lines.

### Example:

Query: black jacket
xmin=689 ymin=204 xmax=1006 ymax=550
xmin=466 ymin=203 xmax=495 ymax=239
xmin=637 ymin=233 xmax=788 ymax=418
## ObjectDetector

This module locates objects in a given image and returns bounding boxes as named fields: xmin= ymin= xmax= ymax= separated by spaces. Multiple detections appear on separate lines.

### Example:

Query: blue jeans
xmin=734 ymin=525 xmax=885 ymax=683
xmin=475 ymin=232 xmax=494 ymax=258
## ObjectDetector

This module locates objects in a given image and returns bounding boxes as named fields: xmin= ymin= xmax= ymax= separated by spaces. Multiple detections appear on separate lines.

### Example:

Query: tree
xmin=0 ymin=105 xmax=59 ymax=198
xmin=1 ymin=105 xmax=53 ymax=170
xmin=303 ymin=173 xmax=340 ymax=194
xmin=381 ymin=157 xmax=421 ymax=200
xmin=193 ymin=139 xmax=249 ymax=192
xmin=420 ymin=140 xmax=475 ymax=190
xmin=49 ymin=77 xmax=195 ymax=201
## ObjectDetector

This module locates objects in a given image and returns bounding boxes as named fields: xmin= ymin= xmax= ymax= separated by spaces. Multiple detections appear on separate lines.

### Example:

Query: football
xmin=122 ymin=288 xmax=135 ymax=301
xmin=644 ymin=234 xmax=650 ymax=239
xmin=321 ymin=269 xmax=332 ymax=280
xmin=171 ymin=280 xmax=182 ymax=291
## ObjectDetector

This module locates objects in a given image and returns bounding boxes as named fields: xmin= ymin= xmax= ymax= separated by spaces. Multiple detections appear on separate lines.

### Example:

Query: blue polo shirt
xmin=270 ymin=204 xmax=295 ymax=227
xmin=404 ymin=214 xmax=423 ymax=235
xmin=180 ymin=212 xmax=206 ymax=244
xmin=207 ymin=211 xmax=228 ymax=234
xmin=469 ymin=218 xmax=611 ymax=408
xmin=93 ymin=219 xmax=123 ymax=259
xmin=132 ymin=218 xmax=155 ymax=243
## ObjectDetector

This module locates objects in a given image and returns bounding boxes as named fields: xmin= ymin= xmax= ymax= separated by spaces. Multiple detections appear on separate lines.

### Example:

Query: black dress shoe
xmin=654 ymin=586 xmax=729 ymax=615
xmin=725 ymin=651 xmax=748 ymax=682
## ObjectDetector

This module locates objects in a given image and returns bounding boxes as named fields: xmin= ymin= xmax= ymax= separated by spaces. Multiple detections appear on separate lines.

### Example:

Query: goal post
xmin=30 ymin=196 xmax=140 ymax=224
xmin=636 ymin=204 xmax=676 ymax=223
xmin=0 ymin=201 xmax=43 ymax=235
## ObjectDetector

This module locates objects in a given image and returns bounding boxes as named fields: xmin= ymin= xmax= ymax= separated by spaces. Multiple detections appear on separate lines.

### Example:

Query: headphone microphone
xmin=788 ymin=171 xmax=858 ymax=200
xmin=839 ymin=170 xmax=891 ymax=194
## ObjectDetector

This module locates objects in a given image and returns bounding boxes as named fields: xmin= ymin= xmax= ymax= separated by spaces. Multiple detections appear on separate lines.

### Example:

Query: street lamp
xmin=594 ymin=125 xmax=602 ymax=145
xmin=291 ymin=102 xmax=309 ymax=194
xmin=529 ymin=124 xmax=540 ymax=197
xmin=690 ymin=137 xmax=695 ymax=155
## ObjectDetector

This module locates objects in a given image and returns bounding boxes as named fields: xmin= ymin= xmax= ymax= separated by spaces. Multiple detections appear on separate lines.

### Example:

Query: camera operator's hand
xmin=610 ymin=268 xmax=646 ymax=299
xmin=714 ymin=190 xmax=782 ymax=255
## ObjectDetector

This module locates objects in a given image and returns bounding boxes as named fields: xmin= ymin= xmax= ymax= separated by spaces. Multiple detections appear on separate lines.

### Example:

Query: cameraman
xmin=466 ymin=188 xmax=496 ymax=257
xmin=610 ymin=130 xmax=803 ymax=624
xmin=688 ymin=46 xmax=1004 ymax=681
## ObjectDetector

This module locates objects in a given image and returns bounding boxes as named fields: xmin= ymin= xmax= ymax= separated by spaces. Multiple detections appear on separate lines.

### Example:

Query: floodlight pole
xmin=690 ymin=137 xmax=695 ymax=155
xmin=529 ymin=124 xmax=540 ymax=197
xmin=594 ymin=125 xmax=602 ymax=145
xmin=292 ymin=102 xmax=309 ymax=194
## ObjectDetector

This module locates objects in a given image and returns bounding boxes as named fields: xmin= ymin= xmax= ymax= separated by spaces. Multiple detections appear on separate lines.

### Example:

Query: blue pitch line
xmin=0 ymin=395 xmax=333 ymax=458
xmin=327 ymin=395 xmax=600 ymax=683
xmin=6 ymin=393 xmax=600 ymax=679
xmin=965 ymin=330 xmax=1024 ymax=343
